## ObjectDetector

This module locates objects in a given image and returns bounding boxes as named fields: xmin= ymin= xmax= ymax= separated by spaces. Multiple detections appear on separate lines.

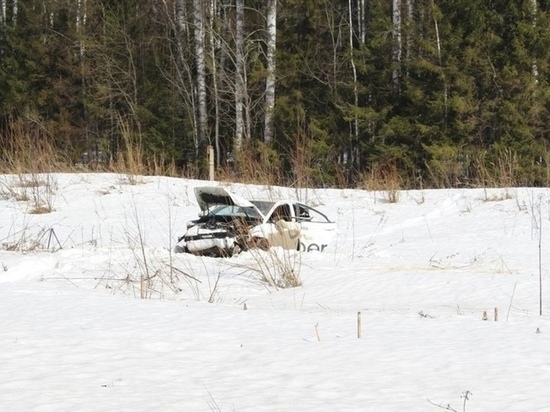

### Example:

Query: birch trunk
xmin=264 ymin=0 xmax=277 ymax=144
xmin=77 ymin=0 xmax=89 ymax=153
xmin=77 ymin=0 xmax=87 ymax=57
xmin=1 ymin=0 xmax=5 ymax=26
xmin=174 ymin=0 xmax=193 ymax=96
xmin=531 ymin=0 xmax=539 ymax=85
xmin=208 ymin=0 xmax=221 ymax=166
xmin=234 ymin=0 xmax=245 ymax=152
xmin=176 ymin=0 xmax=188 ymax=35
xmin=405 ymin=0 xmax=413 ymax=76
xmin=358 ymin=0 xmax=366 ymax=44
xmin=348 ymin=0 xmax=358 ymax=166
xmin=392 ymin=0 xmax=401 ymax=90
xmin=193 ymin=0 xmax=208 ymax=158
xmin=0 ymin=0 xmax=5 ymax=55
xmin=430 ymin=0 xmax=447 ymax=117
xmin=170 ymin=0 xmax=200 ymax=164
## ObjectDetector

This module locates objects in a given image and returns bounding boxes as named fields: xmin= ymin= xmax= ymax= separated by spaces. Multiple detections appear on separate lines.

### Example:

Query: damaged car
xmin=175 ymin=186 xmax=336 ymax=257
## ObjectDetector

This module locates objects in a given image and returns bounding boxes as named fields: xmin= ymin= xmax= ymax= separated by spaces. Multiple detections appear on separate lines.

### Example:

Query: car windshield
xmin=250 ymin=200 xmax=274 ymax=216
xmin=208 ymin=204 xmax=262 ymax=220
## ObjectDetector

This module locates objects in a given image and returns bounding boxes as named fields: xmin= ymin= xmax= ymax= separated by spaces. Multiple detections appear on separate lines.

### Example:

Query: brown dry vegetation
xmin=2 ymin=120 xmax=550 ymax=194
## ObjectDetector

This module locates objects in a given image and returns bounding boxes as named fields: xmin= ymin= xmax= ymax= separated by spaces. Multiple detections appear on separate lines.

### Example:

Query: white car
xmin=175 ymin=186 xmax=336 ymax=257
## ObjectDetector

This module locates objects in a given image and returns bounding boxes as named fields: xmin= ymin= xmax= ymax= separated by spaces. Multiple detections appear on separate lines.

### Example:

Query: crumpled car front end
xmin=176 ymin=186 xmax=264 ymax=257
xmin=182 ymin=223 xmax=239 ymax=256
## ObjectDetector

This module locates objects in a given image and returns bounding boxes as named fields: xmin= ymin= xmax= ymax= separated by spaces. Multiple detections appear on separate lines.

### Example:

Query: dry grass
xmin=0 ymin=173 xmax=57 ymax=214
xmin=0 ymin=226 xmax=62 ymax=253
xmin=0 ymin=115 xmax=179 ymax=180
xmin=218 ymin=141 xmax=281 ymax=186
xmin=2 ymin=114 xmax=550 ymax=190
xmin=358 ymin=162 xmax=402 ymax=203
xmin=229 ymin=246 xmax=302 ymax=290
xmin=118 ymin=195 xmax=182 ymax=299
xmin=0 ymin=115 xmax=67 ymax=174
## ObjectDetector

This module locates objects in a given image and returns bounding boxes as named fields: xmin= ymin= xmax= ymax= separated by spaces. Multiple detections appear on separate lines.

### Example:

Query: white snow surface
xmin=1 ymin=173 xmax=549 ymax=411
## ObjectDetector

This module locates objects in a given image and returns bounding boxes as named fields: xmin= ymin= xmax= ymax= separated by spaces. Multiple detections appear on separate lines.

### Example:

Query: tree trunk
xmin=405 ymin=0 xmax=413 ymax=77
xmin=430 ymin=0 xmax=447 ymax=118
xmin=264 ymin=0 xmax=277 ymax=144
xmin=1 ymin=0 xmax=5 ymax=26
xmin=77 ymin=0 xmax=89 ymax=155
xmin=175 ymin=0 xmax=197 ymax=143
xmin=193 ymin=0 xmax=208 ymax=160
xmin=392 ymin=0 xmax=402 ymax=91
xmin=234 ymin=0 xmax=245 ymax=152
xmin=348 ymin=0 xmax=358 ymax=167
xmin=208 ymin=0 xmax=221 ymax=167
xmin=0 ymin=0 xmax=5 ymax=56
xmin=358 ymin=0 xmax=366 ymax=44
xmin=176 ymin=0 xmax=188 ymax=35
xmin=531 ymin=0 xmax=539 ymax=85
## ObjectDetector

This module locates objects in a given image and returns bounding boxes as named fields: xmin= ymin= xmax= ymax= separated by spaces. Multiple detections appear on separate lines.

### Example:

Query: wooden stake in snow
xmin=494 ymin=307 xmax=498 ymax=322
xmin=140 ymin=274 xmax=146 ymax=299
xmin=208 ymin=145 xmax=215 ymax=181
xmin=315 ymin=323 xmax=321 ymax=341
xmin=357 ymin=311 xmax=362 ymax=338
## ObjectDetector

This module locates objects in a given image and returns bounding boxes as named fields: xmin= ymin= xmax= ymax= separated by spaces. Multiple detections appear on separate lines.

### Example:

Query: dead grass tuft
xmin=229 ymin=246 xmax=302 ymax=290
xmin=358 ymin=162 xmax=402 ymax=203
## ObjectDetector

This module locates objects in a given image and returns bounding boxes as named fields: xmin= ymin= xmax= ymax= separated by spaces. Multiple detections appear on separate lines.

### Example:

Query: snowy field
xmin=1 ymin=173 xmax=549 ymax=411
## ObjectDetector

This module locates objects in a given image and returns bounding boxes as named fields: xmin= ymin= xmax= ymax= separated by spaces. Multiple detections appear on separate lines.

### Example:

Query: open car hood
xmin=194 ymin=186 xmax=255 ymax=211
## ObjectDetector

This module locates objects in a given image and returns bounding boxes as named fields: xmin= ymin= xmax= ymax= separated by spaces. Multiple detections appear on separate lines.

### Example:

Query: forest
xmin=2 ymin=0 xmax=550 ymax=189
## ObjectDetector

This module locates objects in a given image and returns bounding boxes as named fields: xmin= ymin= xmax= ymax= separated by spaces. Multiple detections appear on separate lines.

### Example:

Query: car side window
xmin=294 ymin=204 xmax=311 ymax=220
xmin=296 ymin=204 xmax=331 ymax=223
xmin=270 ymin=204 xmax=292 ymax=222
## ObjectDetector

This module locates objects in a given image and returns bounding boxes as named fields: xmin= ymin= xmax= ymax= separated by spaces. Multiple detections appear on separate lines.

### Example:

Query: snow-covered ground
xmin=1 ymin=173 xmax=549 ymax=411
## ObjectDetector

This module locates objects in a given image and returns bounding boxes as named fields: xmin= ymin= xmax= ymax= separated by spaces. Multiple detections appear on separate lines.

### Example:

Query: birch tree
xmin=76 ymin=0 xmax=89 ymax=153
xmin=0 ymin=0 xmax=5 ymax=56
xmin=430 ymin=0 xmax=447 ymax=117
xmin=193 ymin=0 xmax=208 ymax=158
xmin=348 ymin=0 xmax=358 ymax=162
xmin=392 ymin=0 xmax=401 ymax=91
xmin=76 ymin=0 xmax=87 ymax=58
xmin=404 ymin=0 xmax=413 ymax=76
xmin=207 ymin=0 xmax=220 ymax=166
xmin=264 ymin=0 xmax=276 ymax=144
xmin=357 ymin=0 xmax=367 ymax=44
xmin=173 ymin=0 xmax=198 ymax=155
xmin=234 ymin=0 xmax=245 ymax=151
xmin=531 ymin=0 xmax=539 ymax=84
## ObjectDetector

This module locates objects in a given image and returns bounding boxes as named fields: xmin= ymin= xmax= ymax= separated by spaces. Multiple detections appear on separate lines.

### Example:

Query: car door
xmin=250 ymin=202 xmax=300 ymax=249
xmin=292 ymin=203 xmax=336 ymax=252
